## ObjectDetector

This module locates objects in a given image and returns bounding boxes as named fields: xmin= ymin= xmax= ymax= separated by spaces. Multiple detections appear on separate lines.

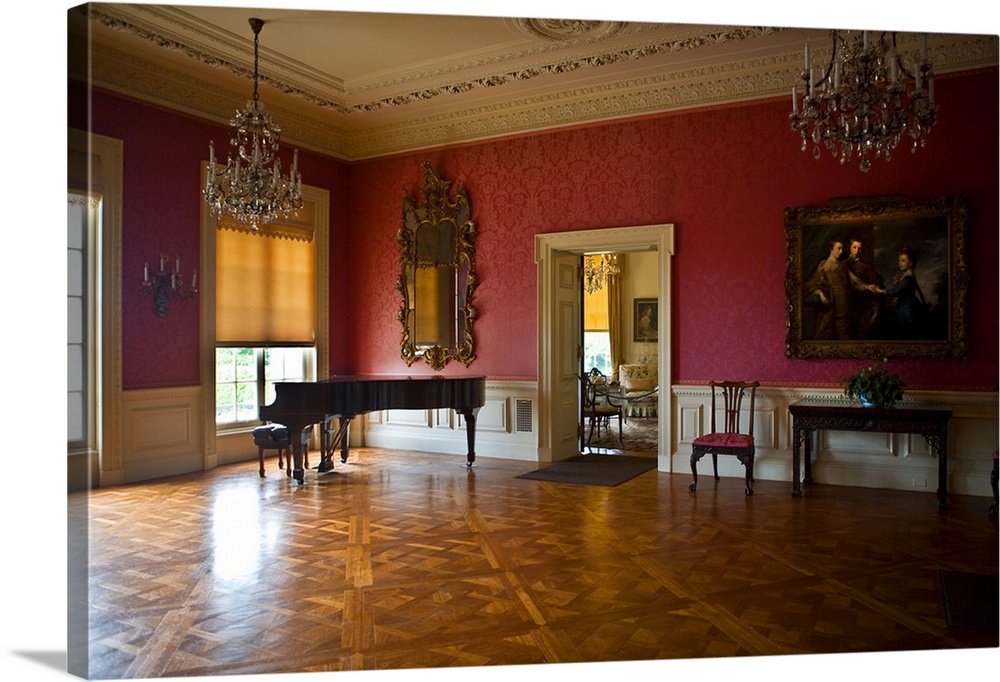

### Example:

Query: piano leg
xmin=340 ymin=416 xmax=353 ymax=464
xmin=316 ymin=416 xmax=354 ymax=472
xmin=461 ymin=407 xmax=479 ymax=468
xmin=289 ymin=421 xmax=310 ymax=484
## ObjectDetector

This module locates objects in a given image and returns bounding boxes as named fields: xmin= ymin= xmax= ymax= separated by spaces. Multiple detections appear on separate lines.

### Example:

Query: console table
xmin=789 ymin=401 xmax=952 ymax=508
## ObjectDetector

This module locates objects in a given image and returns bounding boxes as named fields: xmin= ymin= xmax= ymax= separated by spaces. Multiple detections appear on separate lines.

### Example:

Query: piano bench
xmin=253 ymin=424 xmax=312 ymax=478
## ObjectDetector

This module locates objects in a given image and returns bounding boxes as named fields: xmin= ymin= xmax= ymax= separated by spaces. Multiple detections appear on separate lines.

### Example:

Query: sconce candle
xmin=141 ymin=253 xmax=198 ymax=317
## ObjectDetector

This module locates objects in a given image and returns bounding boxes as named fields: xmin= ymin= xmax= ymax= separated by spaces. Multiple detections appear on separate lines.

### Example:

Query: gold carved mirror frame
xmin=397 ymin=162 xmax=478 ymax=370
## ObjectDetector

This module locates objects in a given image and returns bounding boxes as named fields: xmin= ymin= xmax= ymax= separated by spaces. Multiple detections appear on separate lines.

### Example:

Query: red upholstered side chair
xmin=689 ymin=380 xmax=760 ymax=496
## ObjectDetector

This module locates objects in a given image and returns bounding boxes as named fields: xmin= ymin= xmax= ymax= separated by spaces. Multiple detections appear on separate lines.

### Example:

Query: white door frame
xmin=535 ymin=224 xmax=675 ymax=470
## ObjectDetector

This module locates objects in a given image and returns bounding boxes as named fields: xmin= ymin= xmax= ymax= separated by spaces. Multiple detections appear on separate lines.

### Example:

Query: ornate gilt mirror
xmin=397 ymin=162 xmax=478 ymax=370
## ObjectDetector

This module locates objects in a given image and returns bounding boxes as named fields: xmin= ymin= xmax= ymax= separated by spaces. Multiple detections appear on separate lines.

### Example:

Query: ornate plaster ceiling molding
xmin=343 ymin=33 xmax=998 ymax=159
xmin=83 ymin=4 xmax=355 ymax=115
xmin=73 ymin=4 xmax=998 ymax=161
xmin=81 ymin=5 xmax=785 ymax=115
xmin=352 ymin=25 xmax=789 ymax=113
xmin=345 ymin=59 xmax=796 ymax=159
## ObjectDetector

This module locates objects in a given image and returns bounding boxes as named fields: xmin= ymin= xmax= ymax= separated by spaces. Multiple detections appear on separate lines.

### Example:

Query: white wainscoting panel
xmin=363 ymin=380 xmax=538 ymax=462
xmin=138 ymin=382 xmax=993 ymax=502
xmin=122 ymin=386 xmax=204 ymax=483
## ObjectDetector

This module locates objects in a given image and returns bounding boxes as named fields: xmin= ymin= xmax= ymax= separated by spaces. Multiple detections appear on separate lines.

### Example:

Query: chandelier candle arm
xmin=204 ymin=18 xmax=303 ymax=230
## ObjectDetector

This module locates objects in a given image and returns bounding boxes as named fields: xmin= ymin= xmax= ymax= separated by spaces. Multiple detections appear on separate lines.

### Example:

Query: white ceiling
xmin=69 ymin=2 xmax=998 ymax=160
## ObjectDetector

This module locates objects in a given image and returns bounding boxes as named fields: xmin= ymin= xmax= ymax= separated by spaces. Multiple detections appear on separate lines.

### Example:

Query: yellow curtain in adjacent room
xmin=216 ymin=226 xmax=315 ymax=345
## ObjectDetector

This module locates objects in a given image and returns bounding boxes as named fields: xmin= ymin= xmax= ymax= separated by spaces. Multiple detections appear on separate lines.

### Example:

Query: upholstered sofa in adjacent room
xmin=619 ymin=363 xmax=658 ymax=417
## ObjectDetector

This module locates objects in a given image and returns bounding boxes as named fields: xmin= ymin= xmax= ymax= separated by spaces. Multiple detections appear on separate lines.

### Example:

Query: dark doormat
xmin=516 ymin=454 xmax=656 ymax=487
xmin=940 ymin=570 xmax=999 ymax=632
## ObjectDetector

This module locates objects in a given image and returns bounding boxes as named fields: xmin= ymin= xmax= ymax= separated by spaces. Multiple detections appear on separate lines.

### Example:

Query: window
xmin=216 ymin=346 xmax=315 ymax=426
xmin=214 ymin=214 xmax=319 ymax=429
xmin=583 ymin=277 xmax=612 ymax=376
xmin=584 ymin=331 xmax=612 ymax=376
xmin=68 ymin=192 xmax=98 ymax=452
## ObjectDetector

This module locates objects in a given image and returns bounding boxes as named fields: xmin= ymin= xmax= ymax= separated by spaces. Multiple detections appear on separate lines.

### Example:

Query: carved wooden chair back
xmin=690 ymin=380 xmax=760 ymax=495
xmin=582 ymin=368 xmax=623 ymax=446
xmin=711 ymin=380 xmax=758 ymax=436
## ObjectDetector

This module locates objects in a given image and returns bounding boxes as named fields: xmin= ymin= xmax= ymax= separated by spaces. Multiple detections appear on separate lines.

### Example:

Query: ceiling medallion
xmin=513 ymin=18 xmax=625 ymax=41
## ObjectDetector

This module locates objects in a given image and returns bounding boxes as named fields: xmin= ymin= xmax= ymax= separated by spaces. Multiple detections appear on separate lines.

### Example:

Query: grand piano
xmin=259 ymin=375 xmax=486 ymax=483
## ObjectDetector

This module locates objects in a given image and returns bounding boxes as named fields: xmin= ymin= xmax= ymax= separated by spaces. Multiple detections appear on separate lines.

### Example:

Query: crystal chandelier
xmin=789 ymin=30 xmax=937 ymax=172
xmin=583 ymin=254 xmax=620 ymax=294
xmin=205 ymin=18 xmax=303 ymax=230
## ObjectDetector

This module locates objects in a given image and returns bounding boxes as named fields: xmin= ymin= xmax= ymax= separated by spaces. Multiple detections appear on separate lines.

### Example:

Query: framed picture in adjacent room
xmin=633 ymin=298 xmax=658 ymax=342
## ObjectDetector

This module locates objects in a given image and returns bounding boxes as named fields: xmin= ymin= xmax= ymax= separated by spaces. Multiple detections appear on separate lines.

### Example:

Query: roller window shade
xmin=216 ymin=224 xmax=316 ymax=345
xmin=584 ymin=286 xmax=609 ymax=331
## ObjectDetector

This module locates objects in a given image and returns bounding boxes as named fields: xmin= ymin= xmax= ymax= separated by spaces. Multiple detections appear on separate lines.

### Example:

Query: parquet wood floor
xmin=72 ymin=448 xmax=998 ymax=679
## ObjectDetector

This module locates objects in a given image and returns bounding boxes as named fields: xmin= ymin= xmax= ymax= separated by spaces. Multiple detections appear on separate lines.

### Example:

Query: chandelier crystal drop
xmin=789 ymin=30 xmax=938 ymax=172
xmin=583 ymin=254 xmax=620 ymax=294
xmin=204 ymin=18 xmax=303 ymax=231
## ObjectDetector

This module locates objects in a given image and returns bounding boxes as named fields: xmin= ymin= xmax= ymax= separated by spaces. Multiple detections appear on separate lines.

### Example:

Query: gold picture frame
xmin=784 ymin=196 xmax=969 ymax=359
xmin=633 ymin=298 xmax=658 ymax=342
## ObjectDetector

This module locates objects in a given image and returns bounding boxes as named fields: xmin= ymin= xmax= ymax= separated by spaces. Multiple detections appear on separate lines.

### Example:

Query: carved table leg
xmin=926 ymin=430 xmax=948 ymax=509
xmin=802 ymin=429 xmax=813 ymax=484
xmin=791 ymin=426 xmax=805 ymax=498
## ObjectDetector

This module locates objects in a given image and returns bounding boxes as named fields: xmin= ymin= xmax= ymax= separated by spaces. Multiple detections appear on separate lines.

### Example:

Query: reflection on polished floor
xmin=75 ymin=448 xmax=998 ymax=679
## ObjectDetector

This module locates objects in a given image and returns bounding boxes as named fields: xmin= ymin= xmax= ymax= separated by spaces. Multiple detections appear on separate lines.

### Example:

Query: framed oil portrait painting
xmin=784 ymin=196 xmax=969 ymax=359
xmin=633 ymin=298 xmax=658 ymax=342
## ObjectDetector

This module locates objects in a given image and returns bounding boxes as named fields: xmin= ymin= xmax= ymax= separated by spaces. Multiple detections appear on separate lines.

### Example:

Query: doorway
xmin=582 ymin=251 xmax=659 ymax=456
xmin=535 ymin=224 xmax=675 ymax=468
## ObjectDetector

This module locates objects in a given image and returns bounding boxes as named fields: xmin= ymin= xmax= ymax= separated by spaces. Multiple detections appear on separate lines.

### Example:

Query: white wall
xmin=620 ymin=250 xmax=659 ymax=365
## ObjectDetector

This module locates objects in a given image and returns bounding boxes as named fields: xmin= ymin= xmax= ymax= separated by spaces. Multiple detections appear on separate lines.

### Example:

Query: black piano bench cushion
xmin=253 ymin=423 xmax=314 ymax=447
xmin=253 ymin=424 xmax=291 ymax=447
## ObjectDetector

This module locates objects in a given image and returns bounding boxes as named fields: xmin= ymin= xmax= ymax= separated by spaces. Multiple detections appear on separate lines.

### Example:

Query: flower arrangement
xmin=842 ymin=359 xmax=904 ymax=408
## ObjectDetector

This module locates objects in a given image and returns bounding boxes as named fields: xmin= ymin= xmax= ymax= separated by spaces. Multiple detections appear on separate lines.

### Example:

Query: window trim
xmin=215 ymin=345 xmax=318 ymax=432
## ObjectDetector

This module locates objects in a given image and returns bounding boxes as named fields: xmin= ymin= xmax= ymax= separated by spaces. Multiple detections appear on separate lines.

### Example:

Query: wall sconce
xmin=142 ymin=254 xmax=198 ymax=317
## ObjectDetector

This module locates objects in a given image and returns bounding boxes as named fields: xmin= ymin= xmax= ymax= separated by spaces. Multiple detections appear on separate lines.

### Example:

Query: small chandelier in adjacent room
xmin=789 ymin=30 xmax=938 ymax=172
xmin=205 ymin=18 xmax=303 ymax=230
xmin=583 ymin=254 xmax=620 ymax=294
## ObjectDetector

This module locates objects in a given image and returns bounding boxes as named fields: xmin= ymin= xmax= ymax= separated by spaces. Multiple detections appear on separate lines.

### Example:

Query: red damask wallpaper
xmin=71 ymin=68 xmax=998 ymax=392
xmin=346 ymin=69 xmax=998 ymax=390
